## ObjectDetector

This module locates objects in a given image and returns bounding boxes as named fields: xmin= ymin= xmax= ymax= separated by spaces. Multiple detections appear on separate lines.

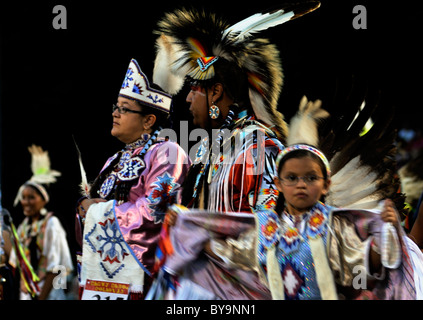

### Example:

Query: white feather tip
xmin=287 ymin=96 xmax=329 ymax=146
xmin=153 ymin=35 xmax=185 ymax=95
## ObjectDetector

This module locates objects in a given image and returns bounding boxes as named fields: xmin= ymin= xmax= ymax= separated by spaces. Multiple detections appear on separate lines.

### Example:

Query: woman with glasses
xmin=75 ymin=59 xmax=190 ymax=300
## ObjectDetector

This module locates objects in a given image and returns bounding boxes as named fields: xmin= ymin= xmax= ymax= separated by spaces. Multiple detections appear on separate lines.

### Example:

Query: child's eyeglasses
xmin=280 ymin=175 xmax=324 ymax=186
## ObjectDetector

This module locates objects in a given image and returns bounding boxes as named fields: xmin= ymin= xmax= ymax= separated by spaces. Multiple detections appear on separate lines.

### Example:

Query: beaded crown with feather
xmin=27 ymin=144 xmax=61 ymax=185
xmin=13 ymin=145 xmax=61 ymax=206
xmin=152 ymin=2 xmax=320 ymax=140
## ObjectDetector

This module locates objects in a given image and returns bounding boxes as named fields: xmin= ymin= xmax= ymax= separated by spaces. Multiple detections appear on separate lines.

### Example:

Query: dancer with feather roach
xmin=147 ymin=2 xmax=320 ymax=299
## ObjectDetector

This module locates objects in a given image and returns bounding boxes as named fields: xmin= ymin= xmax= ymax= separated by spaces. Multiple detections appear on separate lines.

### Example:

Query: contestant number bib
xmin=81 ymin=279 xmax=130 ymax=300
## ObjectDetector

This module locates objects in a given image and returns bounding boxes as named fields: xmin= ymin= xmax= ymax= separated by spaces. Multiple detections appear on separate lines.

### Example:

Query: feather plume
xmin=398 ymin=153 xmax=423 ymax=207
xmin=153 ymin=35 xmax=185 ymax=95
xmin=244 ymin=38 xmax=288 ymax=140
xmin=223 ymin=11 xmax=295 ymax=43
xmin=223 ymin=1 xmax=320 ymax=43
xmin=28 ymin=144 xmax=61 ymax=184
xmin=327 ymin=157 xmax=379 ymax=209
xmin=318 ymin=78 xmax=404 ymax=213
xmin=284 ymin=75 xmax=405 ymax=214
xmin=287 ymin=95 xmax=329 ymax=146
xmin=73 ymin=136 xmax=90 ymax=197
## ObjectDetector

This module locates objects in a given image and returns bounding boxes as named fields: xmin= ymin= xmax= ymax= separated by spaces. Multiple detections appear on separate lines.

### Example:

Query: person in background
xmin=9 ymin=145 xmax=73 ymax=300
xmin=1 ymin=207 xmax=14 ymax=300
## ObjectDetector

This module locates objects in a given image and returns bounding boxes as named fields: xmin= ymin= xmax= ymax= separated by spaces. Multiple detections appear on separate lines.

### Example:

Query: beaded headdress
xmin=14 ymin=145 xmax=61 ymax=207
xmin=120 ymin=59 xmax=172 ymax=113
xmin=152 ymin=2 xmax=320 ymax=140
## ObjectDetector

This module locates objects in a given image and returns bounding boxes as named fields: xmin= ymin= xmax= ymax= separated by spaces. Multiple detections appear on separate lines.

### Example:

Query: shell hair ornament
xmin=275 ymin=96 xmax=331 ymax=176
xmin=13 ymin=145 xmax=61 ymax=207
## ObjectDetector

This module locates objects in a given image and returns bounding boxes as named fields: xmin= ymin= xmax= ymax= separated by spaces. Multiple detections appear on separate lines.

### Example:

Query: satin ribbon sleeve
xmin=327 ymin=213 xmax=371 ymax=286
xmin=164 ymin=209 xmax=255 ymax=275
xmin=114 ymin=141 xmax=191 ymax=274
xmin=209 ymin=226 xmax=257 ymax=271
xmin=328 ymin=209 xmax=402 ymax=286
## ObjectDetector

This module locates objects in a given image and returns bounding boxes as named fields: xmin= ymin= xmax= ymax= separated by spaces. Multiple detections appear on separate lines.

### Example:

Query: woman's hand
xmin=78 ymin=198 xmax=106 ymax=217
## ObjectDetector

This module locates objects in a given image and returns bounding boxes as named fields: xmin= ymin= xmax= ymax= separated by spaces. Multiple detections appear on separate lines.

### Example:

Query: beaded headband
xmin=14 ymin=181 xmax=50 ymax=207
xmin=276 ymin=144 xmax=331 ymax=177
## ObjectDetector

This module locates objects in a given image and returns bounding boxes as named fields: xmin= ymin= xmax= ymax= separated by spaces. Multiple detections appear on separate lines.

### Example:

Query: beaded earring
xmin=209 ymin=102 xmax=220 ymax=119
xmin=141 ymin=133 xmax=151 ymax=142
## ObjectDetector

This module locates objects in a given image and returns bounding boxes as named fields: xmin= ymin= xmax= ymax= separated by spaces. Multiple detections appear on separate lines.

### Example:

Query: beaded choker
xmin=125 ymin=138 xmax=147 ymax=150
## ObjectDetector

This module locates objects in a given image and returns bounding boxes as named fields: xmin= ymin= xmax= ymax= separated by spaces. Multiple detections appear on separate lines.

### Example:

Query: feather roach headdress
xmin=152 ymin=2 xmax=320 ymax=139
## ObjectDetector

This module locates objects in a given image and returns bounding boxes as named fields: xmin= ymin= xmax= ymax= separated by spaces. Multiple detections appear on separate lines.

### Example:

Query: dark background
xmin=0 ymin=0 xmax=422 ymax=261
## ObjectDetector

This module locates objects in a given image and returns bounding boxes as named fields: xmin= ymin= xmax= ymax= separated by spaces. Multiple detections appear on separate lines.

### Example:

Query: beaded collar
xmin=283 ymin=210 xmax=310 ymax=226
xmin=98 ymin=128 xmax=163 ymax=201
xmin=280 ymin=202 xmax=328 ymax=243
xmin=125 ymin=138 xmax=147 ymax=150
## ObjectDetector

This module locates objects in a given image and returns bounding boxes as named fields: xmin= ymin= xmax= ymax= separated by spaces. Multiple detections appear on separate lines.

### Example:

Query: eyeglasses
xmin=112 ymin=104 xmax=144 ymax=115
xmin=280 ymin=175 xmax=325 ymax=186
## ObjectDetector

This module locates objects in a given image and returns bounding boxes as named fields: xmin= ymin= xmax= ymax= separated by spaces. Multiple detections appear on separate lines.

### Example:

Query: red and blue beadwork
xmin=209 ymin=104 xmax=220 ymax=119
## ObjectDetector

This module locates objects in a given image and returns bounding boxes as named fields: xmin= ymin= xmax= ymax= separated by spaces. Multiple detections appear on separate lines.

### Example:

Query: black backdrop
xmin=0 ymin=0 xmax=422 ymax=261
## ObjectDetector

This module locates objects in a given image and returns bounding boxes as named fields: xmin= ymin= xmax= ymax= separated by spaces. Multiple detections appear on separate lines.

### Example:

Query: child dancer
xmin=256 ymin=144 xmax=414 ymax=299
